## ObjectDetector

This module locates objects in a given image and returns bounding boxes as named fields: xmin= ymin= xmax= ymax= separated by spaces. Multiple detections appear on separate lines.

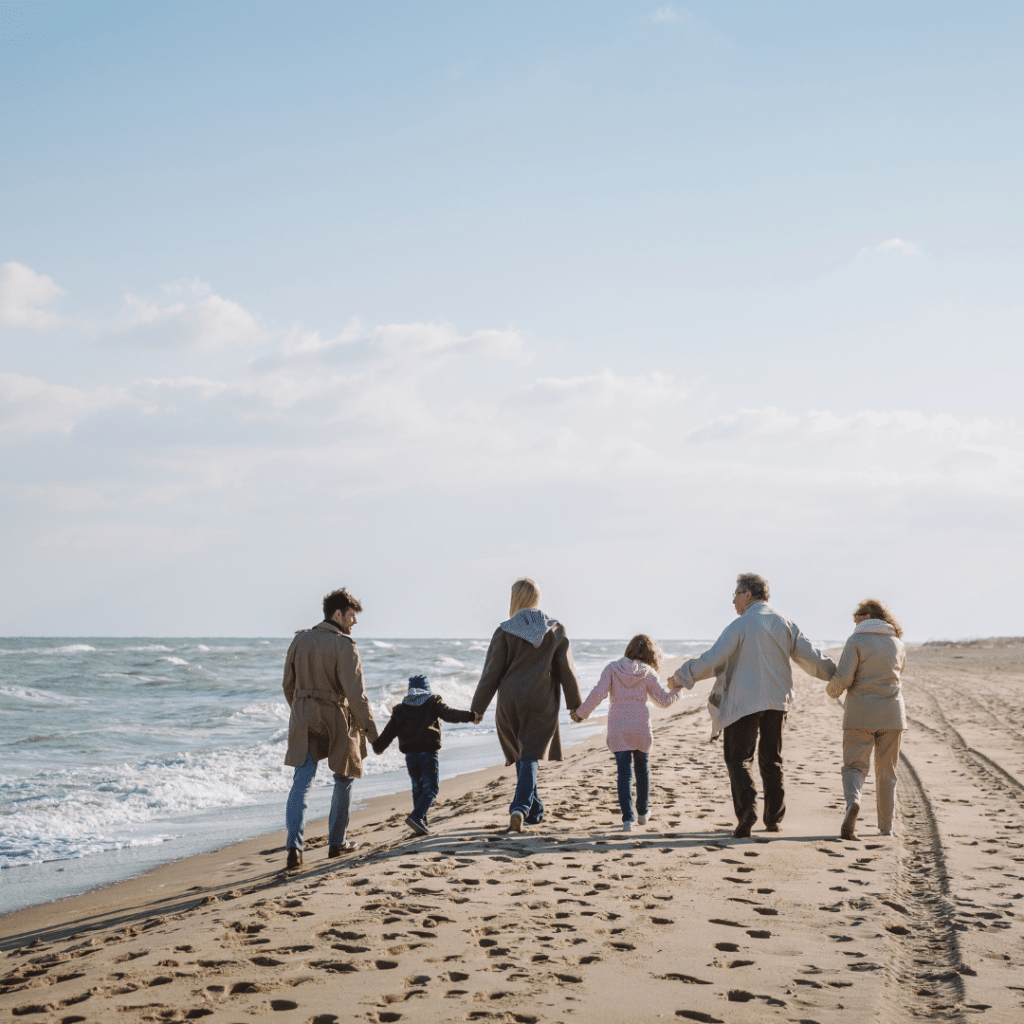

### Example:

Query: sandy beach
xmin=2 ymin=640 xmax=1022 ymax=1024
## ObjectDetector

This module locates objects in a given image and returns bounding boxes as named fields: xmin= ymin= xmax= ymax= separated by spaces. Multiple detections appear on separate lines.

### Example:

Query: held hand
xmin=473 ymin=712 xmax=483 ymax=724
xmin=569 ymin=709 xmax=582 ymax=723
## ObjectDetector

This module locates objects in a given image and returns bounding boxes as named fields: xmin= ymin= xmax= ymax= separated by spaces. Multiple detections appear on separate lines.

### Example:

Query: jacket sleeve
xmin=826 ymin=638 xmax=859 ymax=699
xmin=337 ymin=640 xmax=379 ymax=743
xmin=576 ymin=664 xmax=612 ymax=720
xmin=282 ymin=636 xmax=299 ymax=706
xmin=471 ymin=628 xmax=508 ymax=716
xmin=792 ymin=628 xmax=838 ymax=681
xmin=373 ymin=710 xmax=399 ymax=754
xmin=553 ymin=633 xmax=583 ymax=709
xmin=670 ymin=623 xmax=741 ymax=689
xmin=434 ymin=696 xmax=477 ymax=724
xmin=647 ymin=672 xmax=682 ymax=709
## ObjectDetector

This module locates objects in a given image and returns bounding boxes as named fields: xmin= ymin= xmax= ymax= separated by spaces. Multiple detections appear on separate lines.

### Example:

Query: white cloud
xmin=650 ymin=6 xmax=684 ymax=23
xmin=0 ymin=372 xmax=130 ymax=436
xmin=0 ymin=262 xmax=66 ymax=330
xmin=107 ymin=280 xmax=264 ymax=348
xmin=860 ymin=237 xmax=921 ymax=257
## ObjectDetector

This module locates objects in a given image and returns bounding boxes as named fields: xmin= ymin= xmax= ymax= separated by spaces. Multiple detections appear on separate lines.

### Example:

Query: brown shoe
xmin=733 ymin=807 xmax=757 ymax=839
xmin=328 ymin=841 xmax=358 ymax=857
xmin=286 ymin=848 xmax=302 ymax=870
xmin=841 ymin=800 xmax=860 ymax=841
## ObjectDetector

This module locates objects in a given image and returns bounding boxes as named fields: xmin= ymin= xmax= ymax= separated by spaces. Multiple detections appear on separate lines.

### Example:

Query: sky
xmin=1 ymin=0 xmax=1022 ymax=641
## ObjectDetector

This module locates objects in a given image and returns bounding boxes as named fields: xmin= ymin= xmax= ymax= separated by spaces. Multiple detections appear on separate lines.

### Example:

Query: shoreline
xmin=3 ymin=643 xmax=1022 ymax=1023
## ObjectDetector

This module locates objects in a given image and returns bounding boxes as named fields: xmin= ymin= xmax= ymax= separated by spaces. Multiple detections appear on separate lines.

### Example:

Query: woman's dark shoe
xmin=405 ymin=814 xmax=429 ymax=836
xmin=286 ymin=848 xmax=303 ymax=870
xmin=328 ymin=841 xmax=358 ymax=857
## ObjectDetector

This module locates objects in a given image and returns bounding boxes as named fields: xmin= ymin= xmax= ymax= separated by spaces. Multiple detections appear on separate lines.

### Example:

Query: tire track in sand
xmin=880 ymin=752 xmax=967 ymax=1024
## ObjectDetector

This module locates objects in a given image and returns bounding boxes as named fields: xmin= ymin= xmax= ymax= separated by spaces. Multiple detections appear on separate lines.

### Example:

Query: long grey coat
xmin=283 ymin=621 xmax=379 ymax=778
xmin=471 ymin=621 xmax=582 ymax=765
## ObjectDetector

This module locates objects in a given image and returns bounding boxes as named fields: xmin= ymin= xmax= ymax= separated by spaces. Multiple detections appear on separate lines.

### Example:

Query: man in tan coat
xmin=283 ymin=588 xmax=378 ymax=869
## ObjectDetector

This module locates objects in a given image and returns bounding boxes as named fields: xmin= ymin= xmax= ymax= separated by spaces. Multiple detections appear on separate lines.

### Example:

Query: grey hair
xmin=735 ymin=573 xmax=769 ymax=602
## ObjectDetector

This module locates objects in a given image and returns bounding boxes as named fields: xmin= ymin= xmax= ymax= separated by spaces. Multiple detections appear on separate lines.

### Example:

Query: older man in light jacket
xmin=282 ymin=587 xmax=378 ymax=869
xmin=669 ymin=573 xmax=836 ymax=838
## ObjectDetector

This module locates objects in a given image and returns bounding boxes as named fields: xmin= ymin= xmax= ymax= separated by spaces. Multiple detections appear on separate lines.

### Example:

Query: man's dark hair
xmin=323 ymin=587 xmax=363 ymax=620
xmin=736 ymin=573 xmax=769 ymax=602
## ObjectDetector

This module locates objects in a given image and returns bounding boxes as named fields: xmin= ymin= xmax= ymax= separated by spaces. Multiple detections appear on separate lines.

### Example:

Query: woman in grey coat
xmin=471 ymin=578 xmax=583 ymax=832
xmin=826 ymin=599 xmax=907 ymax=840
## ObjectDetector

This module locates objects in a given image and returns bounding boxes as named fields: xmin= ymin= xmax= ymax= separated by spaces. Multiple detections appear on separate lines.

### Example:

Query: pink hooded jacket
xmin=576 ymin=657 xmax=680 ymax=753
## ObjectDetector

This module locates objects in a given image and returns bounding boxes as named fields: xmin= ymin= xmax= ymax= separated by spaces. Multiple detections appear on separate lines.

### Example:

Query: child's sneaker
xmin=622 ymin=820 xmax=634 ymax=832
xmin=509 ymin=812 xmax=524 ymax=832
xmin=406 ymin=814 xmax=429 ymax=836
xmin=637 ymin=813 xmax=649 ymax=825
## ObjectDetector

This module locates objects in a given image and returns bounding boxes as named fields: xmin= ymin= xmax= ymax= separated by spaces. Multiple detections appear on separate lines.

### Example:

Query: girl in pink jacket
xmin=572 ymin=635 xmax=681 ymax=831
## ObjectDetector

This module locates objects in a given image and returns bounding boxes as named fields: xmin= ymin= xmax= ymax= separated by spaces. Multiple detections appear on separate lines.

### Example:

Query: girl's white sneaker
xmin=637 ymin=814 xmax=648 ymax=825
xmin=622 ymin=821 xmax=634 ymax=832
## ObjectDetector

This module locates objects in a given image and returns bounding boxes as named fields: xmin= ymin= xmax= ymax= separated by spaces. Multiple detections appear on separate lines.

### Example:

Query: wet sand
xmin=2 ymin=640 xmax=1023 ymax=1023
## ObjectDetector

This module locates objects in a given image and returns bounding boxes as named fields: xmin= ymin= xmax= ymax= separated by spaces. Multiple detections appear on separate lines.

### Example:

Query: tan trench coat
xmin=283 ymin=621 xmax=379 ymax=777
xmin=471 ymin=622 xmax=582 ymax=765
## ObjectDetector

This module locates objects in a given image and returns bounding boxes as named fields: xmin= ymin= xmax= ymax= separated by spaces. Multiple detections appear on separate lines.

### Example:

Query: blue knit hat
xmin=403 ymin=674 xmax=432 ymax=705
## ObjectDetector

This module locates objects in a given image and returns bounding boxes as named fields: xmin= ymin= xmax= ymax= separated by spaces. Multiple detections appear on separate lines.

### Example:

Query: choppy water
xmin=0 ymin=636 xmax=710 ymax=912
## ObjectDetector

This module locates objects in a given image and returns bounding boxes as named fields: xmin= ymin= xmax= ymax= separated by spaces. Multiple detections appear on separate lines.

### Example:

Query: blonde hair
xmin=855 ymin=598 xmax=903 ymax=639
xmin=624 ymin=634 xmax=661 ymax=671
xmin=509 ymin=577 xmax=541 ymax=617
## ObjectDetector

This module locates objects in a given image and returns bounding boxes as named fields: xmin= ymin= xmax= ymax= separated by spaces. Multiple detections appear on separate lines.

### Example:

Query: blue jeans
xmin=510 ymin=757 xmax=544 ymax=823
xmin=406 ymin=752 xmax=440 ymax=823
xmin=614 ymin=750 xmax=650 ymax=823
xmin=285 ymin=750 xmax=354 ymax=850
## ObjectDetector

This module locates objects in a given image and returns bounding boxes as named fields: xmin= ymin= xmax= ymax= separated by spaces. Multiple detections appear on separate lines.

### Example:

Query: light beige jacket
xmin=283 ymin=621 xmax=379 ymax=777
xmin=826 ymin=623 xmax=906 ymax=730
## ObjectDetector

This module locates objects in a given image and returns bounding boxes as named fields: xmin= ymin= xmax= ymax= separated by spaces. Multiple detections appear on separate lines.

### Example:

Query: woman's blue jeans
xmin=614 ymin=750 xmax=650 ymax=823
xmin=510 ymin=757 xmax=544 ymax=823
xmin=406 ymin=752 xmax=440 ymax=823
xmin=285 ymin=750 xmax=354 ymax=850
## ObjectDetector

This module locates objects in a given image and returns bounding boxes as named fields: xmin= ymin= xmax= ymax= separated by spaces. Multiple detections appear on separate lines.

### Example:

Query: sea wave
xmin=0 ymin=685 xmax=78 ymax=704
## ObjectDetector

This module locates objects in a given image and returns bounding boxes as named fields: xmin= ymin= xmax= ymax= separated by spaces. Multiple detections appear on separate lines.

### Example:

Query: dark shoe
xmin=733 ymin=808 xmax=757 ymax=839
xmin=841 ymin=800 xmax=860 ymax=841
xmin=764 ymin=823 xmax=782 ymax=833
xmin=405 ymin=814 xmax=429 ymax=836
xmin=328 ymin=841 xmax=358 ymax=857
xmin=286 ymin=848 xmax=302 ymax=870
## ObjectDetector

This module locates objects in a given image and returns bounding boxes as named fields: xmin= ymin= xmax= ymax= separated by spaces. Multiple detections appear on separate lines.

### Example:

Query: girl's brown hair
xmin=624 ymin=634 xmax=661 ymax=671
xmin=855 ymin=599 xmax=904 ymax=639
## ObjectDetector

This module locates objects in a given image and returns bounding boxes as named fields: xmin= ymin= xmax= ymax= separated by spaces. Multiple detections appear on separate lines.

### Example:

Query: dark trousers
xmin=406 ymin=752 xmax=440 ymax=823
xmin=723 ymin=710 xmax=787 ymax=827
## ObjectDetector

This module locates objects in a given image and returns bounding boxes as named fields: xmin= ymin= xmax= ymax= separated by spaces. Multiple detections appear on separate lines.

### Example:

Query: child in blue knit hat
xmin=373 ymin=675 xmax=480 ymax=835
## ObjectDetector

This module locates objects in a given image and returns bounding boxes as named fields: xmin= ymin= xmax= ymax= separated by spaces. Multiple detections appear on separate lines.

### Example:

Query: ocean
xmin=0 ymin=636 xmax=712 ymax=914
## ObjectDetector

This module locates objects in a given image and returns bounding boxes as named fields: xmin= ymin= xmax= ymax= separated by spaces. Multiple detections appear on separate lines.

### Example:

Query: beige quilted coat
xmin=283 ymin=621 xmax=379 ymax=777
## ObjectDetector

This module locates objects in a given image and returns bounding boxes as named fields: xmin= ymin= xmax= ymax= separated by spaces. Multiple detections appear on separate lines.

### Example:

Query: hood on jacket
xmin=500 ymin=608 xmax=558 ymax=648
xmin=609 ymin=656 xmax=654 ymax=688
xmin=854 ymin=618 xmax=896 ymax=636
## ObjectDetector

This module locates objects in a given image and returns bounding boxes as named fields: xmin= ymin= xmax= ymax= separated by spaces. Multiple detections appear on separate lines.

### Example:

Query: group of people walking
xmin=280 ymin=574 xmax=906 ymax=869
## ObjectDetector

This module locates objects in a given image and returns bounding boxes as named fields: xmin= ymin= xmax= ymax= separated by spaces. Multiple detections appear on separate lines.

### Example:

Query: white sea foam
xmin=125 ymin=645 xmax=173 ymax=652
xmin=0 ymin=685 xmax=78 ymax=704
xmin=370 ymin=640 xmax=394 ymax=648
xmin=159 ymin=656 xmax=189 ymax=666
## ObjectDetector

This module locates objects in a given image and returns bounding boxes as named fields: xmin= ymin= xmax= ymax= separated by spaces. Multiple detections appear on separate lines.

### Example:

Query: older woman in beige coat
xmin=826 ymin=599 xmax=906 ymax=840
xmin=471 ymin=578 xmax=582 ymax=832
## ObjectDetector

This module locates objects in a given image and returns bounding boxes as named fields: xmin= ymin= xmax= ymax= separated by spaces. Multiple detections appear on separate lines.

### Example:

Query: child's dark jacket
xmin=373 ymin=695 xmax=476 ymax=754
